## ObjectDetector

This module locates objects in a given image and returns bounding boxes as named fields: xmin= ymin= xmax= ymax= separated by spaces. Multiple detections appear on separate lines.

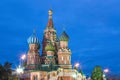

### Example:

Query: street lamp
xmin=75 ymin=63 xmax=79 ymax=68
xmin=103 ymin=68 xmax=109 ymax=73
xmin=74 ymin=63 xmax=79 ymax=71
xmin=16 ymin=65 xmax=24 ymax=73
xmin=72 ymin=74 xmax=77 ymax=80
xmin=21 ymin=54 xmax=26 ymax=60
xmin=103 ymin=68 xmax=109 ymax=80
xmin=73 ymin=63 xmax=79 ymax=80
xmin=20 ymin=54 xmax=26 ymax=67
xmin=16 ymin=65 xmax=24 ymax=80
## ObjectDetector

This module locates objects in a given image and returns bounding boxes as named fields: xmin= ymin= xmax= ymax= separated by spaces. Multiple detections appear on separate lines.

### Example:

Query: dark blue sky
xmin=0 ymin=0 xmax=120 ymax=75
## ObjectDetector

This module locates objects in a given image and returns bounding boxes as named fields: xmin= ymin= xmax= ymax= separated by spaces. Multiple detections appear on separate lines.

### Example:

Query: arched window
xmin=33 ymin=76 xmax=35 ymax=80
xmin=33 ymin=75 xmax=38 ymax=80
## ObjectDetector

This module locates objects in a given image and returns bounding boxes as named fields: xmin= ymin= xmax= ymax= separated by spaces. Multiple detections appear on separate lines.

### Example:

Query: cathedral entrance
xmin=33 ymin=75 xmax=38 ymax=80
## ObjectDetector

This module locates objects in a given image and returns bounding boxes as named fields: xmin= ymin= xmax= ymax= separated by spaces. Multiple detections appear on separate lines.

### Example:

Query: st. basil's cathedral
xmin=20 ymin=9 xmax=86 ymax=80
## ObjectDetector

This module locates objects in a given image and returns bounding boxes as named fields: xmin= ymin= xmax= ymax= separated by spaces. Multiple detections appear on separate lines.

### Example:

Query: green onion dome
xmin=59 ymin=31 xmax=69 ymax=41
xmin=45 ymin=42 xmax=55 ymax=51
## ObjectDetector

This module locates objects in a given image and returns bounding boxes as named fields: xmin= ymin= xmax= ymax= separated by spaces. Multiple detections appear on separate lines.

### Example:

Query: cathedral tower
xmin=57 ymin=31 xmax=72 ymax=69
xmin=27 ymin=31 xmax=41 ymax=70
xmin=44 ymin=42 xmax=56 ymax=64
xmin=42 ymin=9 xmax=58 ymax=63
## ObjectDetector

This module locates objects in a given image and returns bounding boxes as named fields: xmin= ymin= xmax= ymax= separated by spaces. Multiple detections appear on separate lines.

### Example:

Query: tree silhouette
xmin=91 ymin=65 xmax=103 ymax=80
xmin=0 ymin=62 xmax=12 ymax=80
xmin=79 ymin=69 xmax=83 ymax=75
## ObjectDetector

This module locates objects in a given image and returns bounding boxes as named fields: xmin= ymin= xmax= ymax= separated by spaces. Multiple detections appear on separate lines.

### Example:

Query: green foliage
xmin=8 ymin=76 xmax=18 ymax=80
xmin=0 ymin=62 xmax=12 ymax=80
xmin=0 ymin=64 xmax=4 ymax=79
xmin=79 ymin=69 xmax=83 ymax=75
xmin=91 ymin=65 xmax=103 ymax=80
xmin=74 ymin=66 xmax=78 ymax=71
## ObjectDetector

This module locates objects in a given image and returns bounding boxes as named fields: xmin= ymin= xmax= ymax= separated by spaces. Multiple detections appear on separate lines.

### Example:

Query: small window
xmin=61 ymin=56 xmax=63 ymax=60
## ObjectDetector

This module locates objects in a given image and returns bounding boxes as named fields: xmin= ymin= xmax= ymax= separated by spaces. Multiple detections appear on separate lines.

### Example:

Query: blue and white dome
xmin=27 ymin=32 xmax=40 ymax=44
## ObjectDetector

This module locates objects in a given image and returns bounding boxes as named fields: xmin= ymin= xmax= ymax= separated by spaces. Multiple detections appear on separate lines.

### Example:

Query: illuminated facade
xmin=21 ymin=9 xmax=86 ymax=80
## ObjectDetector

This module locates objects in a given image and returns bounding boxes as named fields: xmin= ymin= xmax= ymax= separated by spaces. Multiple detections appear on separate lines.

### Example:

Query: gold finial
xmin=48 ymin=9 xmax=53 ymax=16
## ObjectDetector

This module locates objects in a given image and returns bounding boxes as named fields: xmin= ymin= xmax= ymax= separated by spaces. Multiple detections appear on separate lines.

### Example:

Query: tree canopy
xmin=0 ymin=62 xmax=12 ymax=80
xmin=91 ymin=65 xmax=103 ymax=80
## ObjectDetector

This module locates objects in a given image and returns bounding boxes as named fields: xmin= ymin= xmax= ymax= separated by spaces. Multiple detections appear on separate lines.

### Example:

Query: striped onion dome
xmin=27 ymin=31 xmax=40 ymax=44
xmin=59 ymin=31 xmax=69 ymax=41
xmin=45 ymin=42 xmax=55 ymax=51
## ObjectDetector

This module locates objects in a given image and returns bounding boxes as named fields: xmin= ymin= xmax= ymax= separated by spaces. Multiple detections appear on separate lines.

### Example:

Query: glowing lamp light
xmin=103 ymin=74 xmax=106 ymax=77
xmin=73 ymin=74 xmax=77 ymax=78
xmin=75 ymin=63 xmax=79 ymax=68
xmin=104 ymin=68 xmax=109 ymax=73
xmin=21 ymin=54 xmax=26 ymax=60
xmin=16 ymin=65 xmax=24 ymax=74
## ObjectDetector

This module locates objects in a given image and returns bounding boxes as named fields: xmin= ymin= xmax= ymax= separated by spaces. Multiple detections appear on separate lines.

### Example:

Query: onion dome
xmin=59 ymin=31 xmax=69 ymax=41
xmin=27 ymin=30 xmax=40 ymax=44
xmin=45 ymin=42 xmax=55 ymax=51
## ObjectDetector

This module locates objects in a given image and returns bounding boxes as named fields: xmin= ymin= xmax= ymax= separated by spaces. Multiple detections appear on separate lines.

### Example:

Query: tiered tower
xmin=44 ymin=42 xmax=56 ymax=64
xmin=27 ymin=31 xmax=41 ymax=70
xmin=41 ymin=9 xmax=58 ymax=64
xmin=57 ymin=31 xmax=72 ymax=68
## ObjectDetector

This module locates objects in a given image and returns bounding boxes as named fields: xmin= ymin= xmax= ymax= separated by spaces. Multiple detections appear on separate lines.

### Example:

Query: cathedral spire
xmin=33 ymin=29 xmax=36 ymax=35
xmin=47 ymin=9 xmax=54 ymax=28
